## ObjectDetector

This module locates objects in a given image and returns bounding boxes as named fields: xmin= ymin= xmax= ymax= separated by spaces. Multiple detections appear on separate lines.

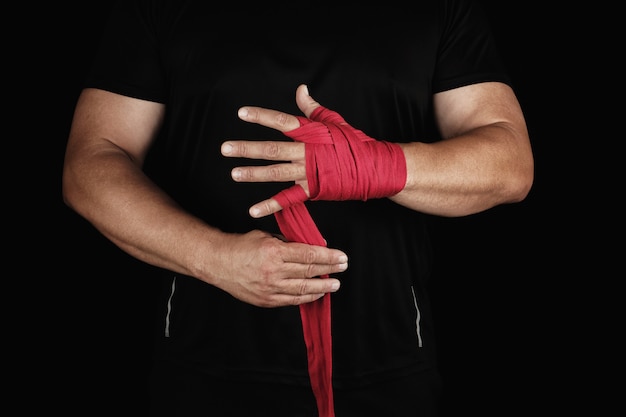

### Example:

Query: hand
xmin=214 ymin=230 xmax=346 ymax=307
xmin=221 ymin=84 xmax=321 ymax=218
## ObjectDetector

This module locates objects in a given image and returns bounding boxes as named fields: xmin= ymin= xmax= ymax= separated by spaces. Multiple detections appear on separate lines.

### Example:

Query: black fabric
xmin=85 ymin=0 xmax=509 ymax=395
xmin=149 ymin=359 xmax=443 ymax=417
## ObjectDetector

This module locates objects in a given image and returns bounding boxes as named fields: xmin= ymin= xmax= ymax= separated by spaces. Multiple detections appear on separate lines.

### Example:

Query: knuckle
xmin=304 ymin=249 xmax=317 ymax=265
xmin=274 ymin=112 xmax=291 ymax=129
xmin=298 ymin=279 xmax=309 ymax=295
xmin=268 ymin=165 xmax=282 ymax=180
xmin=256 ymin=245 xmax=275 ymax=269
xmin=257 ymin=272 xmax=272 ymax=290
xmin=264 ymin=142 xmax=281 ymax=158
xmin=237 ymin=142 xmax=249 ymax=158
xmin=238 ymin=168 xmax=253 ymax=180
xmin=260 ymin=200 xmax=274 ymax=215
xmin=305 ymin=263 xmax=316 ymax=278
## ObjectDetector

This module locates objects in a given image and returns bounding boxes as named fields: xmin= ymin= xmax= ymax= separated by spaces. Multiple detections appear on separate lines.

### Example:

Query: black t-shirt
xmin=86 ymin=0 xmax=510 ymax=388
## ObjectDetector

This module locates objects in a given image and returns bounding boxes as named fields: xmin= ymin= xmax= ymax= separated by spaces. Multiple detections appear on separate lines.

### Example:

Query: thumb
xmin=295 ymin=84 xmax=321 ymax=118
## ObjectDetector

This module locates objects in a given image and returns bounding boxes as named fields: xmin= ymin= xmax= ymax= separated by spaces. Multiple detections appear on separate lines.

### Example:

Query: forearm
xmin=62 ymin=148 xmax=225 ymax=283
xmin=392 ymin=123 xmax=534 ymax=217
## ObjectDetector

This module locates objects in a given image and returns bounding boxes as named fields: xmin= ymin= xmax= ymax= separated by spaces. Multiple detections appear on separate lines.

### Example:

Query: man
xmin=62 ymin=1 xmax=534 ymax=415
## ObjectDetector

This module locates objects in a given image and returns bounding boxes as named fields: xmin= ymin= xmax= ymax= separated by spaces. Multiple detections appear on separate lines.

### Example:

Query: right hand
xmin=209 ymin=230 xmax=347 ymax=307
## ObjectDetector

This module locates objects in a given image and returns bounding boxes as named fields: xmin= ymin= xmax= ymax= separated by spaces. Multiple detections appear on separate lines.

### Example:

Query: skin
xmin=62 ymin=83 xmax=533 ymax=308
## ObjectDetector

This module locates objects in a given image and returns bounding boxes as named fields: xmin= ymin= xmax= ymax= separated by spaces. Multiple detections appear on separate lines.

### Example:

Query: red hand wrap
xmin=284 ymin=106 xmax=407 ymax=202
xmin=273 ymin=188 xmax=334 ymax=417
xmin=272 ymin=106 xmax=406 ymax=417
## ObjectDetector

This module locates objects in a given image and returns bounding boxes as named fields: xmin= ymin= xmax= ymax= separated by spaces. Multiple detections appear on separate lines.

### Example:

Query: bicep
xmin=67 ymin=88 xmax=165 ymax=165
xmin=433 ymin=81 xmax=527 ymax=139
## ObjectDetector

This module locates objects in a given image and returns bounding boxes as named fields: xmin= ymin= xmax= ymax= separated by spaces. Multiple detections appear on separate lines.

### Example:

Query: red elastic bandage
xmin=284 ymin=105 xmax=407 ymax=202
xmin=273 ymin=105 xmax=407 ymax=417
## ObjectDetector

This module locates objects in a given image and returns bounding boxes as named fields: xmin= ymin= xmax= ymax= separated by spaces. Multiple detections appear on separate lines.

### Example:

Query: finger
xmin=268 ymin=292 xmax=327 ymax=307
xmin=282 ymin=243 xmax=349 ymax=272
xmin=249 ymin=182 xmax=310 ymax=218
xmin=230 ymin=162 xmax=305 ymax=184
xmin=238 ymin=106 xmax=302 ymax=132
xmin=284 ymin=262 xmax=347 ymax=282
xmin=295 ymin=84 xmax=322 ymax=118
xmin=221 ymin=140 xmax=304 ymax=161
xmin=286 ymin=276 xmax=341 ymax=298
xmin=249 ymin=198 xmax=283 ymax=218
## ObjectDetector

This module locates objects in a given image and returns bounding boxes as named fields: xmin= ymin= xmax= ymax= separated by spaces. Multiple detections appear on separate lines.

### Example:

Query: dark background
xmin=12 ymin=1 xmax=606 ymax=415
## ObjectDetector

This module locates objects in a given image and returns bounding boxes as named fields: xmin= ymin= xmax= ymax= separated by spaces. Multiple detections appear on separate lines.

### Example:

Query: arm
xmin=62 ymin=88 xmax=346 ymax=307
xmin=392 ymin=81 xmax=534 ymax=216
xmin=222 ymin=83 xmax=534 ymax=217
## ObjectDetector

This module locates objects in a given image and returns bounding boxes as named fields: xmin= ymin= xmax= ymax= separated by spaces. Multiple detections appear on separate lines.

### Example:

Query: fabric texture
xmin=274 ymin=186 xmax=334 ymax=416
xmin=273 ymin=105 xmax=407 ymax=416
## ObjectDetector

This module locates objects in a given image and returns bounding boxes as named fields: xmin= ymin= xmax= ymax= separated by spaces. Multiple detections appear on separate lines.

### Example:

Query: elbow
xmin=506 ymin=157 xmax=534 ymax=204
xmin=509 ymin=175 xmax=533 ymax=203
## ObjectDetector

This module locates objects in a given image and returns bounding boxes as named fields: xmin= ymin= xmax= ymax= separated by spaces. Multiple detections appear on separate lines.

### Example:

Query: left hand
xmin=221 ymin=84 xmax=321 ymax=218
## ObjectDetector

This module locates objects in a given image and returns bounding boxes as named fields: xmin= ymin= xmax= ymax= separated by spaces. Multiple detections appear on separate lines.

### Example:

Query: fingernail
xmin=231 ymin=169 xmax=241 ymax=180
xmin=238 ymin=107 xmax=248 ymax=118
xmin=249 ymin=207 xmax=260 ymax=217
xmin=222 ymin=143 xmax=233 ymax=155
xmin=331 ymin=281 xmax=340 ymax=291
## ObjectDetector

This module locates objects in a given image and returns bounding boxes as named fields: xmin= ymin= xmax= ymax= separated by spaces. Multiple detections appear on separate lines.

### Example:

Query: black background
xmin=11 ymin=1 xmax=608 ymax=415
